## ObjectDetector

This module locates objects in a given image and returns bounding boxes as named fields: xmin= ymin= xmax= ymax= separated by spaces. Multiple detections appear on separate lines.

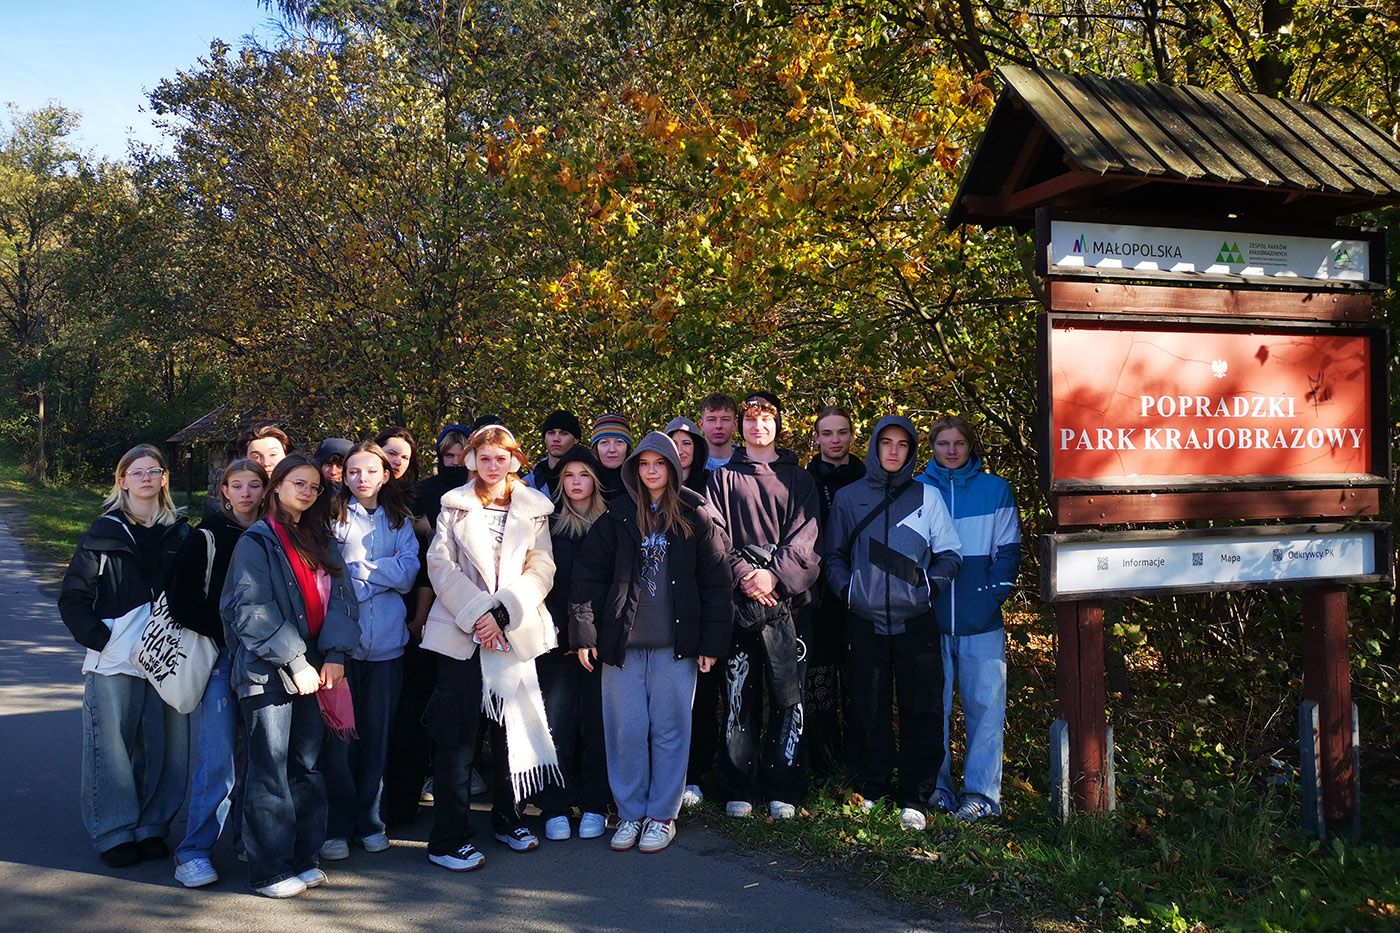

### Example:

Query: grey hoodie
xmin=824 ymin=415 xmax=961 ymax=635
xmin=622 ymin=431 xmax=684 ymax=502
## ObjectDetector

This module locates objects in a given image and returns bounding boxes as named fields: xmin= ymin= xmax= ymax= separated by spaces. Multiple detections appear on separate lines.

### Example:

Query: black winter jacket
xmin=59 ymin=512 xmax=190 ymax=653
xmin=569 ymin=489 xmax=734 ymax=666
xmin=545 ymin=520 xmax=590 ymax=651
xmin=167 ymin=509 xmax=248 ymax=646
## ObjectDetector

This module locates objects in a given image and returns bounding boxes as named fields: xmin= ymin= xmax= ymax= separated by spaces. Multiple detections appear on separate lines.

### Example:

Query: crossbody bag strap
xmin=843 ymin=480 xmax=913 ymax=553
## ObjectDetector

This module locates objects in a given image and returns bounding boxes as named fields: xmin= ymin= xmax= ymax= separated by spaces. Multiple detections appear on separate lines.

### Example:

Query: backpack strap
xmin=200 ymin=528 xmax=216 ymax=597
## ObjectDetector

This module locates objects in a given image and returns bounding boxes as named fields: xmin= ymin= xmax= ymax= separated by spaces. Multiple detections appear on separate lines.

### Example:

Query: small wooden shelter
xmin=950 ymin=64 xmax=1400 ymax=231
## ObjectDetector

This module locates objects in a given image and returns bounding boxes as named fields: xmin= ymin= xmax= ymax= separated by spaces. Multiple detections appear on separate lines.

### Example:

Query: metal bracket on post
xmin=1050 ymin=718 xmax=1070 ymax=824
xmin=1299 ymin=700 xmax=1325 ymax=841
xmin=1350 ymin=702 xmax=1361 ymax=842
xmin=1106 ymin=724 xmax=1116 ymax=812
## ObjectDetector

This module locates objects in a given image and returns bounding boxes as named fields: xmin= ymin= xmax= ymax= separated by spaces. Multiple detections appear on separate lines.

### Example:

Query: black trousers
xmin=802 ymin=600 xmax=848 ymax=778
xmin=686 ymin=664 xmax=723 ymax=787
xmin=425 ymin=654 xmax=483 ymax=855
xmin=381 ymin=638 xmax=437 ymax=826
xmin=716 ymin=625 xmax=808 ymax=805
xmin=530 ymin=649 xmax=611 ymax=817
xmin=845 ymin=618 xmax=944 ymax=810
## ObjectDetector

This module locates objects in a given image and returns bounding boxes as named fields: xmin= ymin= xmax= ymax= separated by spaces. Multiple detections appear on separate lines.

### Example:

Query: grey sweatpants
xmin=601 ymin=648 xmax=698 ymax=821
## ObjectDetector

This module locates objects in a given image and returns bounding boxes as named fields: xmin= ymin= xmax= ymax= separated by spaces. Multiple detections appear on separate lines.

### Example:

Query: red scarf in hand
xmin=269 ymin=516 xmax=325 ymax=639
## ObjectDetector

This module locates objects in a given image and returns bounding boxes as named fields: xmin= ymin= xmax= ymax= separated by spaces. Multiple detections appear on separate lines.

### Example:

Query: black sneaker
xmin=428 ymin=843 xmax=486 ymax=872
xmin=136 ymin=838 xmax=170 ymax=861
xmin=493 ymin=826 xmax=539 ymax=852
xmin=100 ymin=842 xmax=141 ymax=868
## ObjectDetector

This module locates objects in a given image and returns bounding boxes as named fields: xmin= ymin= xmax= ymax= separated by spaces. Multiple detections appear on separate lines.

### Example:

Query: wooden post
xmin=1056 ymin=599 xmax=1109 ymax=813
xmin=1300 ymin=587 xmax=1356 ymax=823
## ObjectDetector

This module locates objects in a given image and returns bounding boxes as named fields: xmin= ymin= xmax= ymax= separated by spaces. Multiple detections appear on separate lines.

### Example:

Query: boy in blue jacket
xmin=918 ymin=416 xmax=1021 ymax=823
xmin=825 ymin=416 xmax=961 ymax=831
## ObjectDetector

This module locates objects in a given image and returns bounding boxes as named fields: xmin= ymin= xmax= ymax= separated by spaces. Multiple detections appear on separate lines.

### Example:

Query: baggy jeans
xmin=935 ymin=628 xmax=1007 ymax=814
xmin=176 ymin=647 xmax=237 ymax=862
xmin=81 ymin=672 xmax=189 ymax=852
xmin=240 ymin=691 xmax=326 ymax=889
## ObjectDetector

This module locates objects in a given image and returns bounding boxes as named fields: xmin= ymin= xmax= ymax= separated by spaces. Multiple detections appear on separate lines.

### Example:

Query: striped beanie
xmin=590 ymin=413 xmax=634 ymax=450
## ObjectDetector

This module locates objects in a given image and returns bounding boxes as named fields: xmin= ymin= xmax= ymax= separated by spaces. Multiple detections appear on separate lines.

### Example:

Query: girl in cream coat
xmin=420 ymin=425 xmax=559 ymax=870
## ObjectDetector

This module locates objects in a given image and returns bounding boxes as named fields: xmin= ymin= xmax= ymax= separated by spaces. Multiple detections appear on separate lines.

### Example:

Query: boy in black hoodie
xmin=705 ymin=393 xmax=822 ymax=820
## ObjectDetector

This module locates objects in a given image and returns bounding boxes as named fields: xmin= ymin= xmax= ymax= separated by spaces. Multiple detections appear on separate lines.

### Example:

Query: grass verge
xmin=697 ymin=767 xmax=1400 ymax=931
xmin=0 ymin=450 xmax=206 ymax=569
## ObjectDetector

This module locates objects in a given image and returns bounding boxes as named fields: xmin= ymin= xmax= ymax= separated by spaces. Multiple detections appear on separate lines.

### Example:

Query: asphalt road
xmin=0 ymin=507 xmax=983 ymax=932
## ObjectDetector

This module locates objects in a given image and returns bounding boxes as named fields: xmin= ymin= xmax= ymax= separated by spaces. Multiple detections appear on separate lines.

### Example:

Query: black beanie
xmin=540 ymin=409 xmax=583 ymax=440
xmin=468 ymin=414 xmax=504 ymax=433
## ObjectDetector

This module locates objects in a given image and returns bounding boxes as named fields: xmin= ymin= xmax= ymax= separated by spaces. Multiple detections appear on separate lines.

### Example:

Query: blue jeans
xmin=321 ymin=657 xmax=403 ymax=840
xmin=240 ymin=691 xmax=326 ymax=889
xmin=176 ymin=648 xmax=237 ymax=863
xmin=935 ymin=629 xmax=1006 ymax=813
xmin=81 ymin=672 xmax=189 ymax=851
xmin=602 ymin=649 xmax=696 ymax=822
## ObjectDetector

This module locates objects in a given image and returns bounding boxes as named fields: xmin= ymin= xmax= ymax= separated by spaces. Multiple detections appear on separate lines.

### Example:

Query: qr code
xmin=1096 ymin=557 xmax=1109 ymax=571
xmin=1192 ymin=552 xmax=1204 ymax=567
xmin=1272 ymin=549 xmax=1284 ymax=562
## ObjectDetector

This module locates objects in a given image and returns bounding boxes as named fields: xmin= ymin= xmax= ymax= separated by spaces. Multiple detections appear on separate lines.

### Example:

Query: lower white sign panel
xmin=1045 ymin=525 xmax=1389 ymax=600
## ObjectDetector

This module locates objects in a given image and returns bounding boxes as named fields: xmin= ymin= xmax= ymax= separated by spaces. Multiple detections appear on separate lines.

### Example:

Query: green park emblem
xmin=1216 ymin=241 xmax=1244 ymax=265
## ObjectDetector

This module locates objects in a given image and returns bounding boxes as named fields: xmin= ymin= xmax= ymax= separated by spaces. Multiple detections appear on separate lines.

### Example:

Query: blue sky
xmin=0 ymin=1 xmax=284 ymax=161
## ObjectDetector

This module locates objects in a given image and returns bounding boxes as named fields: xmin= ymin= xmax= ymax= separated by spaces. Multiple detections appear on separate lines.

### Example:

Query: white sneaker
xmin=360 ymin=832 xmax=390 ymax=853
xmin=469 ymin=768 xmax=489 ymax=796
xmin=319 ymin=838 xmax=350 ymax=861
xmin=768 ymin=800 xmax=797 ymax=820
xmin=725 ymin=800 xmax=753 ymax=818
xmin=579 ymin=811 xmax=607 ymax=839
xmin=638 ymin=818 xmax=676 ymax=853
xmin=544 ymin=816 xmax=571 ymax=841
xmin=610 ymin=819 xmax=643 ymax=851
xmin=419 ymin=778 xmax=435 ymax=805
xmin=952 ymin=798 xmax=996 ymax=823
xmin=174 ymin=857 xmax=218 ymax=888
xmin=680 ymin=784 xmax=704 ymax=809
xmin=255 ymin=876 xmax=307 ymax=898
xmin=899 ymin=807 xmax=927 ymax=831
xmin=319 ymin=834 xmax=348 ymax=857
xmin=428 ymin=843 xmax=485 ymax=872
xmin=296 ymin=867 xmax=327 ymax=889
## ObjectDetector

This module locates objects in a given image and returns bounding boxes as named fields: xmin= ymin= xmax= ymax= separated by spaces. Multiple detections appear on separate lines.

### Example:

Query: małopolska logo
xmin=1216 ymin=241 xmax=1244 ymax=264
xmin=1071 ymin=233 xmax=1087 ymax=254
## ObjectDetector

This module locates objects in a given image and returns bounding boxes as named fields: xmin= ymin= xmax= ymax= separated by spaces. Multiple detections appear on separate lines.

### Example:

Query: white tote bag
xmin=131 ymin=529 xmax=218 ymax=714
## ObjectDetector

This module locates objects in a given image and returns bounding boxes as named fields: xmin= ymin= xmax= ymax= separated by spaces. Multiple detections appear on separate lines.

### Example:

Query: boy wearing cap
xmin=527 ymin=410 xmax=583 ymax=498
xmin=705 ymin=392 xmax=822 ymax=820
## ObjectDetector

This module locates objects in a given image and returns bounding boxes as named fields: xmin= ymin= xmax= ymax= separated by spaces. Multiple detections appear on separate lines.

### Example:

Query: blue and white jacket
xmin=335 ymin=501 xmax=422 ymax=662
xmin=917 ymin=453 xmax=1021 ymax=637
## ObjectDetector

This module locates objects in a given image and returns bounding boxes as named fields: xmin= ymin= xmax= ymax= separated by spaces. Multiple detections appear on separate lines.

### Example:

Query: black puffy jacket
xmin=59 ymin=512 xmax=190 ymax=652
xmin=568 ymin=435 xmax=734 ymax=667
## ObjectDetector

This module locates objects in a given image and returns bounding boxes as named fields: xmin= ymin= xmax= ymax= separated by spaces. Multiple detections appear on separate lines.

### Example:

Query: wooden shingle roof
xmin=949 ymin=65 xmax=1400 ymax=230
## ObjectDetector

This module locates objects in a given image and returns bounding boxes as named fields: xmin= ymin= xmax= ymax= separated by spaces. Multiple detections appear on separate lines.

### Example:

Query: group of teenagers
xmin=58 ymin=391 xmax=1021 ymax=899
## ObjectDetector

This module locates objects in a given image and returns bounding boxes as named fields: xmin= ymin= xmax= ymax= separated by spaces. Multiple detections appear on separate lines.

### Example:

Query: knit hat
xmin=435 ymin=424 xmax=471 ymax=452
xmin=590 ymin=413 xmax=634 ymax=450
xmin=741 ymin=391 xmax=783 ymax=434
xmin=554 ymin=444 xmax=604 ymax=476
xmin=314 ymin=438 xmax=353 ymax=466
xmin=540 ymin=409 xmax=583 ymax=440
xmin=468 ymin=414 xmax=504 ymax=433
